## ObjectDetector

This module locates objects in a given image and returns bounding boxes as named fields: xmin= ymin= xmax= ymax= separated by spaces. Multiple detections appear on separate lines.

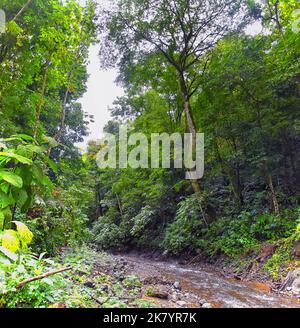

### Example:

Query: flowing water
xmin=115 ymin=254 xmax=300 ymax=308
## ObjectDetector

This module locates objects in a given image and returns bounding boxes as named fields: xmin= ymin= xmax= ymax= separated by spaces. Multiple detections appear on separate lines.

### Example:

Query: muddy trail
xmin=111 ymin=253 xmax=300 ymax=308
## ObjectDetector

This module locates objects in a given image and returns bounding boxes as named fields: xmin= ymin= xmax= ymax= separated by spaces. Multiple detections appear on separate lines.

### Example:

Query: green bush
xmin=22 ymin=183 xmax=93 ymax=255
xmin=203 ymin=210 xmax=299 ymax=257
xmin=0 ymin=251 xmax=69 ymax=308
xmin=92 ymin=216 xmax=127 ymax=250
xmin=163 ymin=199 xmax=300 ymax=257
xmin=163 ymin=195 xmax=205 ymax=255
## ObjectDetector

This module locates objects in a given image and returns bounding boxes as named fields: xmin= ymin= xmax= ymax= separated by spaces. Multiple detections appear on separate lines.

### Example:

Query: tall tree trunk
xmin=178 ymin=72 xmax=209 ymax=225
xmin=254 ymin=103 xmax=280 ymax=214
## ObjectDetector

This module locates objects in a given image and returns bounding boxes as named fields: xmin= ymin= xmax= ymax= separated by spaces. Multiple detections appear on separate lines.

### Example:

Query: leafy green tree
xmin=101 ymin=0 xmax=252 ymax=198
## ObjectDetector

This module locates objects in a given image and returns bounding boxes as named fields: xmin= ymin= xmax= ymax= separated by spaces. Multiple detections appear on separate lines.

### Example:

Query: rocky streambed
xmin=60 ymin=248 xmax=300 ymax=308
xmin=107 ymin=253 xmax=300 ymax=308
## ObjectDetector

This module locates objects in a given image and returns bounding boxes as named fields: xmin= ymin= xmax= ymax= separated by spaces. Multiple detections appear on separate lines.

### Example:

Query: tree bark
xmin=178 ymin=72 xmax=209 ymax=225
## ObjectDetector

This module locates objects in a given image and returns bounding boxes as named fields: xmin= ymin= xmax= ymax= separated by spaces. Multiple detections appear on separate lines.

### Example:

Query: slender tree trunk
xmin=54 ymin=41 xmax=85 ymax=144
xmin=274 ymin=0 xmax=282 ymax=31
xmin=33 ymin=66 xmax=48 ymax=138
xmin=54 ymin=85 xmax=69 ymax=142
xmin=12 ymin=0 xmax=33 ymax=22
xmin=268 ymin=174 xmax=279 ymax=214
xmin=115 ymin=192 xmax=123 ymax=220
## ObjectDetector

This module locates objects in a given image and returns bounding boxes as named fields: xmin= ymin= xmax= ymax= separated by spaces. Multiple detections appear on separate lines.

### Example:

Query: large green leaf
xmin=17 ymin=144 xmax=45 ymax=158
xmin=11 ymin=153 xmax=33 ymax=165
xmin=18 ymin=166 xmax=33 ymax=186
xmin=0 ymin=152 xmax=32 ymax=165
xmin=0 ymin=211 xmax=4 ymax=230
xmin=42 ymin=135 xmax=59 ymax=148
xmin=32 ymin=164 xmax=52 ymax=187
xmin=46 ymin=157 xmax=58 ymax=173
xmin=0 ymin=191 xmax=15 ymax=208
xmin=12 ymin=188 xmax=28 ymax=208
xmin=0 ymin=171 xmax=23 ymax=188
xmin=12 ymin=134 xmax=35 ymax=142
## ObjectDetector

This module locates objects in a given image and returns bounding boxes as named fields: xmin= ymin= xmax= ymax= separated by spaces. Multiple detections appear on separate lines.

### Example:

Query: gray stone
xmin=202 ymin=302 xmax=213 ymax=308
xmin=97 ymin=297 xmax=107 ymax=305
xmin=84 ymin=281 xmax=95 ymax=289
xmin=173 ymin=281 xmax=181 ymax=290
xmin=282 ymin=268 xmax=300 ymax=295
xmin=291 ymin=276 xmax=300 ymax=295
xmin=198 ymin=299 xmax=207 ymax=306
xmin=171 ymin=293 xmax=179 ymax=302
xmin=176 ymin=301 xmax=187 ymax=307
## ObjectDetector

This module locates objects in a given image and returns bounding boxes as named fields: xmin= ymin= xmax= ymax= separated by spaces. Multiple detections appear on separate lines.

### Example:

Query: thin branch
xmin=16 ymin=267 xmax=72 ymax=289
xmin=12 ymin=0 xmax=33 ymax=22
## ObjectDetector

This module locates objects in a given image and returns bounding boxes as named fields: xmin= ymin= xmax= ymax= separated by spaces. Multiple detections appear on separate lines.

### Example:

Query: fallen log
xmin=16 ymin=266 xmax=72 ymax=289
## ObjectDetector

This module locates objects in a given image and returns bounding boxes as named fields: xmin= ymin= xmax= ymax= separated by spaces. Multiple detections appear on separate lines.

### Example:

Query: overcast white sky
xmin=78 ymin=45 xmax=123 ymax=148
xmin=76 ymin=0 xmax=122 ymax=149
xmin=77 ymin=0 xmax=262 ymax=148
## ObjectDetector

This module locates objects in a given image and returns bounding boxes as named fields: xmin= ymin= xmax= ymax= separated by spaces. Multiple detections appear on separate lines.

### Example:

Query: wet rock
xmin=173 ymin=281 xmax=181 ymax=290
xmin=84 ymin=281 xmax=95 ymax=289
xmin=171 ymin=293 xmax=179 ymax=302
xmin=117 ymin=275 xmax=125 ymax=281
xmin=202 ymin=302 xmax=213 ymax=308
xmin=291 ymin=276 xmax=300 ymax=295
xmin=281 ymin=268 xmax=300 ymax=295
xmin=101 ymin=285 xmax=109 ymax=293
xmin=146 ymin=289 xmax=169 ymax=300
xmin=198 ymin=299 xmax=207 ymax=306
xmin=176 ymin=301 xmax=187 ymax=307
xmin=97 ymin=297 xmax=108 ymax=305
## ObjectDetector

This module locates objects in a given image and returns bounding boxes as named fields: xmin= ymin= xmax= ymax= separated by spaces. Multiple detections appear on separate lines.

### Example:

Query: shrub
xmin=92 ymin=216 xmax=127 ymax=250
xmin=0 ymin=251 xmax=69 ymax=308
xmin=163 ymin=195 xmax=205 ymax=255
xmin=163 ymin=198 xmax=300 ymax=257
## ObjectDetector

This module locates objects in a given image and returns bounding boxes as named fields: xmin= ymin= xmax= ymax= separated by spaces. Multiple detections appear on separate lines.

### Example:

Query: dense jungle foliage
xmin=0 ymin=0 xmax=299 ymax=308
